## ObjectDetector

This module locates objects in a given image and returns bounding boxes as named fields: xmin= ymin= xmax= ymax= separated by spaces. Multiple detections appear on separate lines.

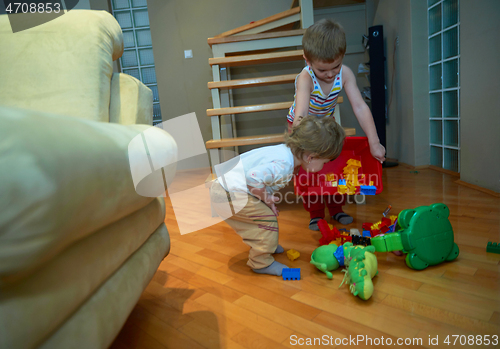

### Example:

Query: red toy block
xmin=380 ymin=225 xmax=390 ymax=234
xmin=381 ymin=217 xmax=392 ymax=227
xmin=318 ymin=219 xmax=344 ymax=245
xmin=362 ymin=223 xmax=372 ymax=231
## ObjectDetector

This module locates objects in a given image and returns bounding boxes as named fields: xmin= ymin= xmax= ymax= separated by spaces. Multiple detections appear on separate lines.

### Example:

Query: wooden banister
xmin=208 ymin=29 xmax=305 ymax=47
xmin=209 ymin=50 xmax=304 ymax=67
xmin=213 ymin=7 xmax=301 ymax=38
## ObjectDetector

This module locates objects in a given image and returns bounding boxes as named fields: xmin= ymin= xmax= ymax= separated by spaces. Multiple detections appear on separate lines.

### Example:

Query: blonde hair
xmin=285 ymin=116 xmax=345 ymax=160
xmin=302 ymin=19 xmax=346 ymax=62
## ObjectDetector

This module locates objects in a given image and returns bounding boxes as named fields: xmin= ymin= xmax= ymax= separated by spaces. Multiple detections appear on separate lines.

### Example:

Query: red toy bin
xmin=294 ymin=137 xmax=383 ymax=196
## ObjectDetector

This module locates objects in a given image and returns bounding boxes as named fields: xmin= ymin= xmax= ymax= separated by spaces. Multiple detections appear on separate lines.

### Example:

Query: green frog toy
xmin=371 ymin=203 xmax=459 ymax=270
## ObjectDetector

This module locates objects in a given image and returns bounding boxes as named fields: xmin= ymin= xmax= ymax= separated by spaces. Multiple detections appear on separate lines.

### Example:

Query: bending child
xmin=287 ymin=19 xmax=386 ymax=230
xmin=210 ymin=116 xmax=345 ymax=276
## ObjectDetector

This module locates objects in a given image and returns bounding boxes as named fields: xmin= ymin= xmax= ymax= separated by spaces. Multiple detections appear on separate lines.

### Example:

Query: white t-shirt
xmin=214 ymin=144 xmax=295 ymax=195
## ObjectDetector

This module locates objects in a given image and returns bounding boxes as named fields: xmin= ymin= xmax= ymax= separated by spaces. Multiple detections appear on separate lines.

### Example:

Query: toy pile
xmin=309 ymin=203 xmax=460 ymax=300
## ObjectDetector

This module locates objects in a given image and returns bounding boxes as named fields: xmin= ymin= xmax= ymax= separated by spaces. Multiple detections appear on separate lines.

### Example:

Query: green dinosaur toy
xmin=310 ymin=242 xmax=378 ymax=300
xmin=342 ymin=242 xmax=378 ymax=300
xmin=310 ymin=243 xmax=340 ymax=279
xmin=371 ymin=203 xmax=459 ymax=270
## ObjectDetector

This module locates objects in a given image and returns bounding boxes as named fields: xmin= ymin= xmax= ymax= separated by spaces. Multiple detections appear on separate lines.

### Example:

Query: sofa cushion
xmin=0 ymin=198 xmax=167 ymax=349
xmin=110 ymin=73 xmax=154 ymax=125
xmin=0 ymin=10 xmax=123 ymax=121
xmin=0 ymin=106 xmax=177 ymax=282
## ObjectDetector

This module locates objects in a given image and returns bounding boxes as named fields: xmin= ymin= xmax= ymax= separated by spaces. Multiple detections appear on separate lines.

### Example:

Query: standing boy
xmin=287 ymin=19 xmax=386 ymax=230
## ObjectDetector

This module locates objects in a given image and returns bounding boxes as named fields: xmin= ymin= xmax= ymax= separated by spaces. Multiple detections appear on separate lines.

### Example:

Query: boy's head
xmin=285 ymin=116 xmax=345 ymax=165
xmin=302 ymin=19 xmax=346 ymax=63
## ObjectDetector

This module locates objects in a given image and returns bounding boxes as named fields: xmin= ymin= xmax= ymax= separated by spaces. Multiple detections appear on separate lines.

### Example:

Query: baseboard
xmin=429 ymin=165 xmax=460 ymax=177
xmin=455 ymin=180 xmax=500 ymax=198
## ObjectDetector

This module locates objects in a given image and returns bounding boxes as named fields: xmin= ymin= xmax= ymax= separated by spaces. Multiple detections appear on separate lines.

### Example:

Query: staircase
xmin=206 ymin=0 xmax=355 ymax=171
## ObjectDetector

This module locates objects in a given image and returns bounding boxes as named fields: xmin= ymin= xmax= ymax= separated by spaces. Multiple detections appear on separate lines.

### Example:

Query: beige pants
xmin=210 ymin=180 xmax=278 ymax=269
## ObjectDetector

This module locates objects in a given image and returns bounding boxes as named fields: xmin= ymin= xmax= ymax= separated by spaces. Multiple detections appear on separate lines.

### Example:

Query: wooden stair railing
xmin=207 ymin=74 xmax=297 ymax=90
xmin=209 ymin=49 xmax=305 ymax=68
xmin=213 ymin=7 xmax=301 ymax=38
xmin=208 ymin=29 xmax=306 ymax=47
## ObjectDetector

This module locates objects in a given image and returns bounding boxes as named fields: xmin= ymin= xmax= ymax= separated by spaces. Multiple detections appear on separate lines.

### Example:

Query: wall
xmin=368 ymin=0 xmax=429 ymax=165
xmin=459 ymin=0 xmax=500 ymax=192
xmin=313 ymin=4 xmax=369 ymax=136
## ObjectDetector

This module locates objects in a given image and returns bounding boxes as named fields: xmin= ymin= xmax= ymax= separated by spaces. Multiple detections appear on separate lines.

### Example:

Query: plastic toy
xmin=487 ymin=242 xmax=500 ymax=254
xmin=360 ymin=185 xmax=376 ymax=195
xmin=318 ymin=219 xmax=351 ymax=246
xmin=282 ymin=268 xmax=301 ymax=280
xmin=382 ymin=205 xmax=392 ymax=217
xmin=310 ymin=244 xmax=340 ymax=279
xmin=362 ymin=230 xmax=371 ymax=237
xmin=286 ymin=249 xmax=300 ymax=261
xmin=341 ymin=242 xmax=378 ymax=300
xmin=310 ymin=242 xmax=378 ymax=300
xmin=371 ymin=203 xmax=459 ymax=270
xmin=350 ymin=228 xmax=360 ymax=236
xmin=295 ymin=137 xmax=383 ymax=197
xmin=352 ymin=235 xmax=371 ymax=246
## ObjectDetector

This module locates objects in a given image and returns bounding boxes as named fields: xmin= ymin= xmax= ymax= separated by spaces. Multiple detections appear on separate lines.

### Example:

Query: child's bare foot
xmin=252 ymin=261 xmax=288 ymax=276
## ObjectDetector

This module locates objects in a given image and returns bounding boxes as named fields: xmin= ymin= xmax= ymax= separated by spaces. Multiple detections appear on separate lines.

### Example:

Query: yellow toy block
xmin=369 ymin=181 xmax=374 ymax=186
xmin=331 ymin=181 xmax=338 ymax=187
xmin=326 ymin=174 xmax=336 ymax=181
xmin=287 ymin=249 xmax=300 ymax=261
xmin=346 ymin=159 xmax=362 ymax=167
xmin=338 ymin=185 xmax=347 ymax=194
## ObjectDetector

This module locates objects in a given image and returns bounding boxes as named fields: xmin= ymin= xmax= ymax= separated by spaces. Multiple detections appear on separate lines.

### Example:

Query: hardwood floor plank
xmin=310 ymin=312 xmax=426 ymax=349
xmin=170 ymin=268 xmax=245 ymax=303
xmin=232 ymin=328 xmax=290 ymax=349
xmin=233 ymin=294 xmax=346 ymax=340
xmin=178 ymin=319 xmax=247 ymax=349
xmin=291 ymin=291 xmax=420 ymax=339
xmin=225 ymin=278 xmax=322 ymax=320
xmin=194 ymin=293 xmax=295 ymax=343
xmin=127 ymin=305 xmax=206 ymax=349
xmin=381 ymin=294 xmax=499 ymax=334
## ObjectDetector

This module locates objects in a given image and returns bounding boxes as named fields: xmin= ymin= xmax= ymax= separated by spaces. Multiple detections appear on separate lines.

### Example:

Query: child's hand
xmin=370 ymin=142 xmax=386 ymax=163
xmin=268 ymin=195 xmax=280 ymax=216
xmin=269 ymin=202 xmax=280 ymax=216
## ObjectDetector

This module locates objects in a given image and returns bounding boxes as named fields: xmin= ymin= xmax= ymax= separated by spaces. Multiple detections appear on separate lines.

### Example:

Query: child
xmin=210 ymin=116 xmax=345 ymax=276
xmin=287 ymin=19 xmax=386 ymax=230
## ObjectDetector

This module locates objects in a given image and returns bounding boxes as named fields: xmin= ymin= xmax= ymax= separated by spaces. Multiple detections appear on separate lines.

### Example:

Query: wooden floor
xmin=110 ymin=165 xmax=500 ymax=349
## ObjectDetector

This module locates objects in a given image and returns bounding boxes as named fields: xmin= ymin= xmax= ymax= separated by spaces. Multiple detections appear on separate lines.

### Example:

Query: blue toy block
xmin=362 ymin=230 xmax=371 ymax=237
xmin=282 ymin=268 xmax=301 ymax=280
xmin=338 ymin=179 xmax=346 ymax=185
xmin=360 ymin=185 xmax=376 ymax=195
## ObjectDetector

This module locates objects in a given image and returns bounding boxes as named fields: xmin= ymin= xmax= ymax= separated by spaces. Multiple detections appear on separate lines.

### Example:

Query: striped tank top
xmin=287 ymin=65 xmax=343 ymax=123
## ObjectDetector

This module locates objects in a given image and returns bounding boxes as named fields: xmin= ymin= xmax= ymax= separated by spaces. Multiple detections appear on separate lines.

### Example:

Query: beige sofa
xmin=0 ymin=10 xmax=177 ymax=349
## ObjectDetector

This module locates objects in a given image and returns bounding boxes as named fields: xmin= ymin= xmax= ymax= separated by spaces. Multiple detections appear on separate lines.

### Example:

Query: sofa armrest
xmin=110 ymin=73 xmax=153 ymax=125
